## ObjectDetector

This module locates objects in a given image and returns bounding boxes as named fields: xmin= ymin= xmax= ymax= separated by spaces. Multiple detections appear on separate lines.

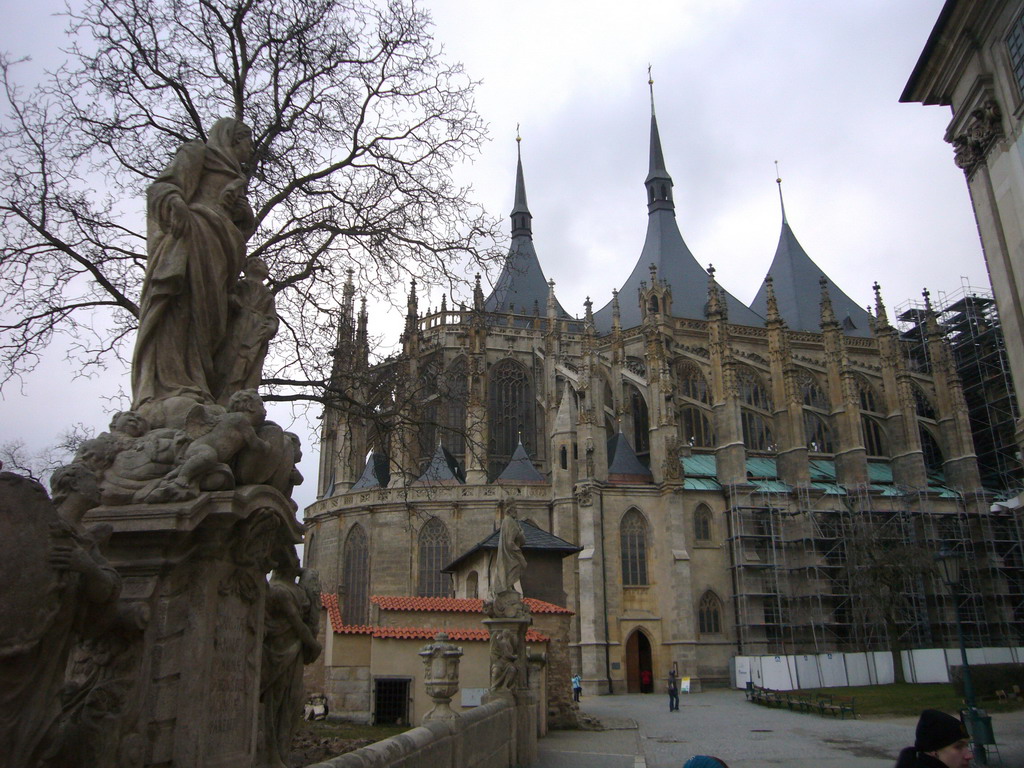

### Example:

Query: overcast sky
xmin=0 ymin=0 xmax=986 ymax=514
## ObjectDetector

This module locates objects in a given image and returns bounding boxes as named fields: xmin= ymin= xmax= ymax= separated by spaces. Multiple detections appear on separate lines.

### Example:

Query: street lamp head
xmin=935 ymin=546 xmax=962 ymax=588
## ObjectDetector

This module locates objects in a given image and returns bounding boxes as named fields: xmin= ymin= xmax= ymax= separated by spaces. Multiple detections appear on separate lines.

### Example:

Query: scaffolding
xmin=726 ymin=475 xmax=1024 ymax=656
xmin=896 ymin=281 xmax=1022 ymax=494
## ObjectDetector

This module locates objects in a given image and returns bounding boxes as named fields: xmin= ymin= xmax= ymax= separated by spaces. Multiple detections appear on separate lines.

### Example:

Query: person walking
xmin=668 ymin=669 xmax=679 ymax=711
xmin=894 ymin=709 xmax=972 ymax=768
xmin=571 ymin=674 xmax=582 ymax=703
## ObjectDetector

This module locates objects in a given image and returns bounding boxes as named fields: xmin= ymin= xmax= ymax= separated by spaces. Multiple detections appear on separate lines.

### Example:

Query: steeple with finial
xmin=483 ymin=128 xmax=568 ymax=318
xmin=645 ymin=67 xmax=674 ymax=214
xmin=511 ymin=125 xmax=532 ymax=239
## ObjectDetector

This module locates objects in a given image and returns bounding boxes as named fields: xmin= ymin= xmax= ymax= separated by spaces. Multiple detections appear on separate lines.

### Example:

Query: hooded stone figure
xmin=131 ymin=117 xmax=256 ymax=426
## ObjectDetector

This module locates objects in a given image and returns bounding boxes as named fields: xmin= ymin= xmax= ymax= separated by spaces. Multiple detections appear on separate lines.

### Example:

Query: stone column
xmin=82 ymin=485 xmax=303 ymax=768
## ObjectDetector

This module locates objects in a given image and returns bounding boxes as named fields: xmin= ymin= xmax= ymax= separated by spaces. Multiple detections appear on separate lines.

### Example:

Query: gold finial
xmin=774 ymin=160 xmax=781 ymax=185
xmin=648 ymin=65 xmax=655 ymax=115
xmin=516 ymin=123 xmax=521 ymax=143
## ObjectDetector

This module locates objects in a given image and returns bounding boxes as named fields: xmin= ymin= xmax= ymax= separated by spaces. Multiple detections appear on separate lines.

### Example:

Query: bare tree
xmin=0 ymin=423 xmax=95 ymax=483
xmin=843 ymin=510 xmax=935 ymax=684
xmin=0 ymin=0 xmax=501 ymax=401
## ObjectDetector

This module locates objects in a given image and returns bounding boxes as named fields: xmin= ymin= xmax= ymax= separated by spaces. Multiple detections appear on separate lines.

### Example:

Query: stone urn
xmin=418 ymin=632 xmax=464 ymax=723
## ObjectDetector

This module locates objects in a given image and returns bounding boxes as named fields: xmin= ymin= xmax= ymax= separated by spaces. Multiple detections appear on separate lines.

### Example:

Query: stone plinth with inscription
xmin=81 ymin=484 xmax=303 ymax=768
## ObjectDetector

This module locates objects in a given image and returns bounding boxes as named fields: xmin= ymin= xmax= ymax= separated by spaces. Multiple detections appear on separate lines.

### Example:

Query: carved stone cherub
xmin=142 ymin=389 xmax=271 ymax=503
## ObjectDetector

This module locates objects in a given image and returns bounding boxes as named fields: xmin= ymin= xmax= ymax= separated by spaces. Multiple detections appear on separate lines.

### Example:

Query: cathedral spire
xmin=645 ymin=72 xmax=674 ymax=214
xmin=775 ymin=161 xmax=788 ymax=225
xmin=511 ymin=127 xmax=532 ymax=239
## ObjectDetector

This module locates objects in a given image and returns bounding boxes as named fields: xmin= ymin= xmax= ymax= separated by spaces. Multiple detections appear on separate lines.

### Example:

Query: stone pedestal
xmin=82 ymin=485 xmax=303 ymax=768
xmin=482 ymin=616 xmax=534 ymax=767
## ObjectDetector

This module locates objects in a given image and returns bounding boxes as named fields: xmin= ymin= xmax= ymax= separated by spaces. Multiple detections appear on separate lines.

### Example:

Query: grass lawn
xmin=302 ymin=721 xmax=410 ymax=741
xmin=793 ymin=683 xmax=1024 ymax=716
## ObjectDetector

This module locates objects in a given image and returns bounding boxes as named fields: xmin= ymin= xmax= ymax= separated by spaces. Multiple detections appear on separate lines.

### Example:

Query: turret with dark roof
xmin=594 ymin=86 xmax=764 ymax=333
xmin=750 ymin=178 xmax=873 ymax=337
xmin=484 ymin=137 xmax=570 ymax=318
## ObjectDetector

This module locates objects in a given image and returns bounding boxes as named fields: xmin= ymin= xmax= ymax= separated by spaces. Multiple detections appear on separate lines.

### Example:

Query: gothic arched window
xmin=439 ymin=357 xmax=468 ymax=461
xmin=742 ymin=411 xmax=775 ymax=452
xmin=857 ymin=377 xmax=880 ymax=414
xmin=798 ymin=372 xmax=829 ymax=410
xmin=738 ymin=367 xmax=772 ymax=411
xmin=627 ymin=385 xmax=650 ymax=458
xmin=678 ymin=360 xmax=710 ymax=404
xmin=913 ymin=385 xmax=937 ymax=421
xmin=698 ymin=591 xmax=723 ymax=635
xmin=341 ymin=525 xmax=370 ymax=625
xmin=488 ymin=359 xmax=534 ymax=477
xmin=804 ymin=412 xmax=835 ymax=453
xmin=920 ymin=425 xmax=945 ymax=475
xmin=620 ymin=509 xmax=649 ymax=586
xmin=681 ymin=406 xmax=715 ymax=449
xmin=417 ymin=518 xmax=453 ymax=598
xmin=862 ymin=416 xmax=886 ymax=457
xmin=694 ymin=504 xmax=712 ymax=542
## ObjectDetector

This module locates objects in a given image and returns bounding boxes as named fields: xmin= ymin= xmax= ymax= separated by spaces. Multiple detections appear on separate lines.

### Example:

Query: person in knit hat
xmin=682 ymin=757 xmax=728 ymax=768
xmin=894 ymin=709 xmax=972 ymax=768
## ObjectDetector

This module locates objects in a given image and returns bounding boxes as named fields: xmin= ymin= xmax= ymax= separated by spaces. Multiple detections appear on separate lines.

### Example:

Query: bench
xmin=818 ymin=694 xmax=856 ymax=719
xmin=786 ymin=693 xmax=815 ymax=713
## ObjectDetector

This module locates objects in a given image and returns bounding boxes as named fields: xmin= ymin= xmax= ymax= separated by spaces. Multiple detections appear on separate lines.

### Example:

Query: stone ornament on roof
xmin=418 ymin=632 xmax=464 ymax=723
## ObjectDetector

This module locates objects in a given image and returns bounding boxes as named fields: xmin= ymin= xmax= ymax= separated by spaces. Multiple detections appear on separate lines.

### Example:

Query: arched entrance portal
xmin=624 ymin=629 xmax=653 ymax=693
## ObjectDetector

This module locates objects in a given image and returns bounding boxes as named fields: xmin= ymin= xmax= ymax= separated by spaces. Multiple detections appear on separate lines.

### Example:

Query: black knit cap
xmin=915 ymin=709 xmax=968 ymax=752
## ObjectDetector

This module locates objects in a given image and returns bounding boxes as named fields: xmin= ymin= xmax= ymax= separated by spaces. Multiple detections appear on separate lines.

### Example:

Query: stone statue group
xmin=0 ymin=119 xmax=319 ymax=768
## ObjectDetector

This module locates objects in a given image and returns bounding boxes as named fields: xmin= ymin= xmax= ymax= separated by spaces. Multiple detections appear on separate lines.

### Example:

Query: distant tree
xmin=0 ymin=0 xmax=500 ymax=402
xmin=843 ymin=510 xmax=935 ymax=684
xmin=0 ymin=423 xmax=95 ymax=483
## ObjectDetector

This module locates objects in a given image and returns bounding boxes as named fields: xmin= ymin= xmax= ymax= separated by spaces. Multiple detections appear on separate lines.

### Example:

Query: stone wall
xmin=303 ymin=699 xmax=519 ymax=768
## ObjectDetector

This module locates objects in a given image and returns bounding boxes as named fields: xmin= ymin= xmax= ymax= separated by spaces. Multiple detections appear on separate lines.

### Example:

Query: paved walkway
xmin=537 ymin=690 xmax=1024 ymax=768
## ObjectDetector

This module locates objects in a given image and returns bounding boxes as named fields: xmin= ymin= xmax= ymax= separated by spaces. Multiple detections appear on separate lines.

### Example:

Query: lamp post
xmin=935 ymin=546 xmax=987 ymax=762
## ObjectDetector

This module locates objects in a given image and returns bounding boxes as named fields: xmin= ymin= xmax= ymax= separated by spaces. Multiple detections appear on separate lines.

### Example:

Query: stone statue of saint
xmin=488 ymin=629 xmax=518 ymax=692
xmin=216 ymin=256 xmax=278 ymax=404
xmin=493 ymin=504 xmax=526 ymax=595
xmin=131 ymin=117 xmax=256 ymax=427
xmin=0 ymin=467 xmax=120 ymax=768
xmin=259 ymin=560 xmax=322 ymax=768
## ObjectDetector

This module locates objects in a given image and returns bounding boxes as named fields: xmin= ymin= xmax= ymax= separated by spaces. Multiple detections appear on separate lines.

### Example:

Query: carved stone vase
xmin=417 ymin=632 xmax=464 ymax=723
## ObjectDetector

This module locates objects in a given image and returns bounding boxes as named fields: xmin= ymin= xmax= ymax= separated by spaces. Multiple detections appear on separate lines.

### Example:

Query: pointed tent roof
xmin=485 ymin=140 xmax=570 ymax=318
xmin=442 ymin=519 xmax=582 ymax=573
xmin=495 ymin=440 xmax=546 ymax=484
xmin=750 ymin=215 xmax=873 ymax=337
xmin=594 ymin=106 xmax=763 ymax=333
xmin=414 ymin=444 xmax=465 ymax=485
xmin=607 ymin=432 xmax=653 ymax=482
xmin=351 ymin=451 xmax=390 ymax=490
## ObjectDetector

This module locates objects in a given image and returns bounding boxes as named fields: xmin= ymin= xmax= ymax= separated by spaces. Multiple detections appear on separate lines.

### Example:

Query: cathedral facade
xmin=304 ymin=103 xmax=1023 ymax=695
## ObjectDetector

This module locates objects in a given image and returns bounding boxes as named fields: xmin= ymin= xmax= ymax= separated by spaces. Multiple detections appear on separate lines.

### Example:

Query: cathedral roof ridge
xmin=750 ymin=215 xmax=873 ymax=337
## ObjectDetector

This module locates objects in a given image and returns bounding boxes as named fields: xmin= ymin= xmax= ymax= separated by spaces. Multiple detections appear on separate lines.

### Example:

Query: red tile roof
xmin=369 ymin=595 xmax=573 ymax=615
xmin=333 ymin=625 xmax=549 ymax=643
xmin=321 ymin=592 xmax=343 ymax=631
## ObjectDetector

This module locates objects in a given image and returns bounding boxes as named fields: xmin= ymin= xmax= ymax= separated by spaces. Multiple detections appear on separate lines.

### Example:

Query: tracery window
xmin=620 ymin=509 xmax=649 ymax=586
xmin=488 ymin=359 xmax=534 ymax=477
xmin=681 ymin=406 xmax=715 ymax=448
xmin=694 ymin=504 xmax=712 ymax=542
xmin=798 ymin=373 xmax=829 ymax=410
xmin=417 ymin=518 xmax=453 ymax=598
xmin=857 ymin=377 xmax=880 ymax=414
xmin=678 ymin=360 xmax=710 ymax=404
xmin=738 ymin=367 xmax=772 ymax=411
xmin=913 ymin=386 xmax=937 ymax=421
xmin=698 ymin=591 xmax=723 ymax=635
xmin=342 ymin=525 xmax=370 ymax=625
xmin=439 ymin=358 xmax=468 ymax=460
xmin=742 ymin=411 xmax=775 ymax=452
xmin=804 ymin=412 xmax=835 ymax=453
xmin=862 ymin=416 xmax=886 ymax=457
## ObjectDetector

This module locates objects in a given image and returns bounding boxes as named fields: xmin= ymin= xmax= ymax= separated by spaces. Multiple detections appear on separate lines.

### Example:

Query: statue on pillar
xmin=493 ymin=502 xmax=526 ymax=595
xmin=258 ymin=556 xmax=322 ymax=768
